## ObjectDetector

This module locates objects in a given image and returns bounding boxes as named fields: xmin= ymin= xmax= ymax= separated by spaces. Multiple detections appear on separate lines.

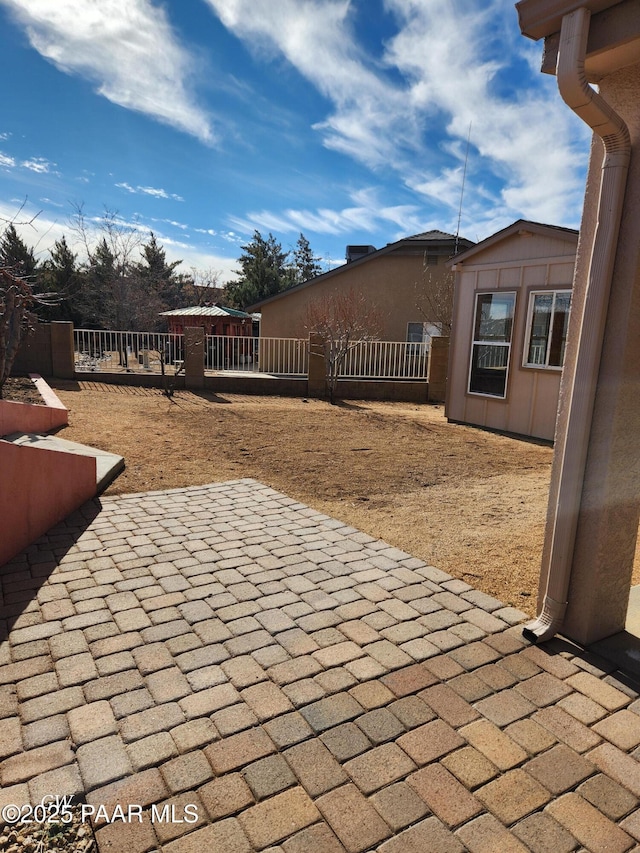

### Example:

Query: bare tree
xmin=415 ymin=259 xmax=455 ymax=336
xmin=69 ymin=204 xmax=151 ymax=329
xmin=305 ymin=288 xmax=382 ymax=404
xmin=0 ymin=268 xmax=57 ymax=398
xmin=186 ymin=267 xmax=224 ymax=306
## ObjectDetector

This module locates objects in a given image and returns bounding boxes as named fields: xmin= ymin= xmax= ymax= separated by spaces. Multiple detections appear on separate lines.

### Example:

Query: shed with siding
xmin=445 ymin=220 xmax=578 ymax=442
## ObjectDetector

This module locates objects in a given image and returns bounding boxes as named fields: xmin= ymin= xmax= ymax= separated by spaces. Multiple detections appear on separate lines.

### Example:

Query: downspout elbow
xmin=556 ymin=8 xmax=630 ymax=157
xmin=523 ymin=6 xmax=630 ymax=644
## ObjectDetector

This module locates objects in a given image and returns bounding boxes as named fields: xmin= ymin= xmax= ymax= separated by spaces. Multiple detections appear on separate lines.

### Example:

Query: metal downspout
xmin=523 ymin=6 xmax=630 ymax=643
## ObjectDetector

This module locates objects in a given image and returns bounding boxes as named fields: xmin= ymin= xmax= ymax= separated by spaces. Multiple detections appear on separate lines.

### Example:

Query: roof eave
xmin=516 ymin=0 xmax=623 ymax=41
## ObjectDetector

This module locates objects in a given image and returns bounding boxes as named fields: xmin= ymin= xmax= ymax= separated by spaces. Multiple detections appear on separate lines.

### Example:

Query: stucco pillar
xmin=540 ymin=62 xmax=640 ymax=644
xmin=50 ymin=322 xmax=75 ymax=379
xmin=183 ymin=327 xmax=205 ymax=390
xmin=427 ymin=336 xmax=449 ymax=403
xmin=307 ymin=334 xmax=327 ymax=398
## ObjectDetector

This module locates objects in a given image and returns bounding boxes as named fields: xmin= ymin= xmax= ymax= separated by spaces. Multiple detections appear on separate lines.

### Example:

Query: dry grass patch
xmin=51 ymin=380 xmax=554 ymax=611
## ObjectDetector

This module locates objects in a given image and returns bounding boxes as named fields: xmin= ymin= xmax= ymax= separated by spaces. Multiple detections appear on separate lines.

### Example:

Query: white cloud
xmin=115 ymin=182 xmax=184 ymax=202
xmin=205 ymin=0 xmax=588 ymax=231
xmin=383 ymin=0 xmax=589 ymax=225
xmin=0 ymin=0 xmax=213 ymax=143
xmin=22 ymin=157 xmax=57 ymax=174
xmin=0 ymin=152 xmax=16 ymax=168
xmin=203 ymin=0 xmax=416 ymax=169
xmin=229 ymin=187 xmax=426 ymax=238
xmin=194 ymin=227 xmax=243 ymax=244
xmin=153 ymin=218 xmax=189 ymax=231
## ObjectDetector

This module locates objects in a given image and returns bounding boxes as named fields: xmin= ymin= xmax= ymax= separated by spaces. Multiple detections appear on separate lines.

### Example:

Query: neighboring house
xmin=445 ymin=220 xmax=578 ymax=442
xmin=248 ymin=231 xmax=475 ymax=343
xmin=159 ymin=305 xmax=255 ymax=337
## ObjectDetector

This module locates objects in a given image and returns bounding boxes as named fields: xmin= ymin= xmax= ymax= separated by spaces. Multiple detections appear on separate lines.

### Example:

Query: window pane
xmin=548 ymin=293 xmax=571 ymax=366
xmin=527 ymin=294 xmax=552 ymax=365
xmin=474 ymin=293 xmax=515 ymax=342
xmin=407 ymin=322 xmax=424 ymax=343
xmin=469 ymin=344 xmax=509 ymax=396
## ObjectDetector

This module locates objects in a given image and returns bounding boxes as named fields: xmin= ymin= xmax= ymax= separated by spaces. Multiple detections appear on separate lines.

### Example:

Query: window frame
xmin=406 ymin=321 xmax=440 ymax=355
xmin=467 ymin=290 xmax=516 ymax=400
xmin=522 ymin=289 xmax=571 ymax=371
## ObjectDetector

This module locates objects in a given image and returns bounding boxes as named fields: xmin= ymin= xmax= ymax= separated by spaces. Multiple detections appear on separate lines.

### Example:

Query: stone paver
xmin=2 ymin=478 xmax=640 ymax=853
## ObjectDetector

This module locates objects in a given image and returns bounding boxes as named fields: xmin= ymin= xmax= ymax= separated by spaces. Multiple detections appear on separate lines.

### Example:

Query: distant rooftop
xmin=159 ymin=305 xmax=253 ymax=319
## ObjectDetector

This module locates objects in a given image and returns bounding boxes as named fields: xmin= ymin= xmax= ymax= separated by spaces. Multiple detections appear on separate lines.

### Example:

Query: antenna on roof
xmin=454 ymin=122 xmax=472 ymax=256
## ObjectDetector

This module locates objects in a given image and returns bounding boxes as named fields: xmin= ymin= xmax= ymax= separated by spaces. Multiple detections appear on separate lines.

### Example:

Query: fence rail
xmin=338 ymin=340 xmax=429 ymax=380
xmin=74 ymin=329 xmax=185 ymax=374
xmin=73 ymin=329 xmax=429 ymax=381
xmin=204 ymin=335 xmax=308 ymax=375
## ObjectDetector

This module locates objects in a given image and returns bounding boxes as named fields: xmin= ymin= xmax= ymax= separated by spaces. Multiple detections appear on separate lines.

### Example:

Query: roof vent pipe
xmin=523 ymin=6 xmax=630 ymax=643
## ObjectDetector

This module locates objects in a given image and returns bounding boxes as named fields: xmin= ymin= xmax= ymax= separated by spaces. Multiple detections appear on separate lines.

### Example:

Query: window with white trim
xmin=407 ymin=321 xmax=441 ymax=352
xmin=468 ymin=292 xmax=516 ymax=398
xmin=523 ymin=290 xmax=571 ymax=369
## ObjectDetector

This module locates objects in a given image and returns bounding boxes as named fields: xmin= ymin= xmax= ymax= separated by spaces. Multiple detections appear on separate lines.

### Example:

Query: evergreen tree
xmin=0 ymin=225 xmax=38 ymax=279
xmin=39 ymin=236 xmax=82 ymax=321
xmin=136 ymin=232 xmax=183 ymax=310
xmin=291 ymin=233 xmax=322 ymax=285
xmin=225 ymin=231 xmax=289 ymax=309
xmin=78 ymin=237 xmax=117 ymax=328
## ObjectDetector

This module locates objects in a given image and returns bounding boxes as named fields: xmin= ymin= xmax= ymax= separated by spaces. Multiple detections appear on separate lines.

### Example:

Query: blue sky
xmin=0 ymin=0 xmax=591 ymax=283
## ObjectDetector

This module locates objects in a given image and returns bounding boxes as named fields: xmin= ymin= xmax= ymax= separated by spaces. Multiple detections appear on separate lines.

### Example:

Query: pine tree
xmin=0 ymin=225 xmax=38 ymax=279
xmin=39 ymin=236 xmax=81 ymax=322
xmin=136 ymin=232 xmax=183 ymax=310
xmin=225 ymin=231 xmax=289 ymax=309
xmin=291 ymin=233 xmax=322 ymax=284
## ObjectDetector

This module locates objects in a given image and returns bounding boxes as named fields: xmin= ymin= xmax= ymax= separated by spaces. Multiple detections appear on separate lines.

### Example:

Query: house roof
xmin=447 ymin=219 xmax=579 ymax=266
xmin=247 ymin=230 xmax=475 ymax=312
xmin=159 ymin=305 xmax=253 ymax=319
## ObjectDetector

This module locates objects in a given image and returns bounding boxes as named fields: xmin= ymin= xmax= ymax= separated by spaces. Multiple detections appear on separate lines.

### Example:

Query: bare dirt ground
xmin=25 ymin=379 xmax=559 ymax=614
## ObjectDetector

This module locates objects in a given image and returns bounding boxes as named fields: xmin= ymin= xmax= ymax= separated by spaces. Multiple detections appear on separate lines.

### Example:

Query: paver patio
xmin=2 ymin=478 xmax=640 ymax=852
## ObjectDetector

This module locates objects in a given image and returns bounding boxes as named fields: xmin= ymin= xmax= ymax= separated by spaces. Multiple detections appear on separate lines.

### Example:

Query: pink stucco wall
xmin=0 ymin=398 xmax=68 ymax=436
xmin=0 ymin=441 xmax=96 ymax=566
xmin=0 ymin=375 xmax=68 ymax=436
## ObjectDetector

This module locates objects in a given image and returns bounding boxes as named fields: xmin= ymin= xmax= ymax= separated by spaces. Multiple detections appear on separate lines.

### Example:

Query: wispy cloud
xmin=22 ymin=157 xmax=57 ymax=174
xmin=0 ymin=0 xmax=213 ymax=143
xmin=383 ymin=0 xmax=588 ymax=226
xmin=116 ymin=182 xmax=184 ymax=202
xmin=205 ymin=0 xmax=588 ymax=232
xmin=194 ymin=227 xmax=242 ymax=244
xmin=152 ymin=218 xmax=190 ymax=231
xmin=0 ymin=152 xmax=16 ymax=168
xmin=202 ymin=0 xmax=415 ymax=170
xmin=229 ymin=187 xmax=426 ymax=238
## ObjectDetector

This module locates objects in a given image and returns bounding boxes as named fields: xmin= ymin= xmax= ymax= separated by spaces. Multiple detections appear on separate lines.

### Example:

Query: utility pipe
xmin=523 ymin=6 xmax=630 ymax=643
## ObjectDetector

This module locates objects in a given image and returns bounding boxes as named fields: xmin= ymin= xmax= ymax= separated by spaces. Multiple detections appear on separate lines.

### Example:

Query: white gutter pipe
xmin=523 ymin=6 xmax=630 ymax=643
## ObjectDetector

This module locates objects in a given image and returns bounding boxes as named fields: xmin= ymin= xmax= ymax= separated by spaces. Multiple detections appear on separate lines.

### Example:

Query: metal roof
xmin=159 ymin=305 xmax=253 ymax=319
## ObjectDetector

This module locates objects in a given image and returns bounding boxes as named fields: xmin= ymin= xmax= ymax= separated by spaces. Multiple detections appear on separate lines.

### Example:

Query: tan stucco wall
xmin=541 ymin=61 xmax=640 ymax=643
xmin=259 ymin=252 xmax=451 ymax=342
xmin=446 ymin=232 xmax=576 ymax=441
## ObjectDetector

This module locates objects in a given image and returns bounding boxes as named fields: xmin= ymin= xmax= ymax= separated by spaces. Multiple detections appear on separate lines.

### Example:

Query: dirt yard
xmin=16 ymin=379 xmax=557 ymax=614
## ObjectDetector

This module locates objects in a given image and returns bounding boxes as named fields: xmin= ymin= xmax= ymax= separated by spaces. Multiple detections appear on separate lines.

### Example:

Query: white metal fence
xmin=74 ymin=329 xmax=185 ymax=374
xmin=204 ymin=335 xmax=308 ymax=375
xmin=73 ymin=330 xmax=428 ymax=381
xmin=338 ymin=340 xmax=429 ymax=380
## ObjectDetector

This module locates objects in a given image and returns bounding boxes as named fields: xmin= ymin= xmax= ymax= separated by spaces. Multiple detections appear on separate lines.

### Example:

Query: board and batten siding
xmin=446 ymin=229 xmax=577 ymax=442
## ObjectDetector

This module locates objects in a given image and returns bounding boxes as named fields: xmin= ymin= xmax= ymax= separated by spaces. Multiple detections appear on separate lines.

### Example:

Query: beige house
xmin=249 ymin=231 xmax=474 ymax=343
xmin=446 ymin=220 xmax=578 ymax=442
